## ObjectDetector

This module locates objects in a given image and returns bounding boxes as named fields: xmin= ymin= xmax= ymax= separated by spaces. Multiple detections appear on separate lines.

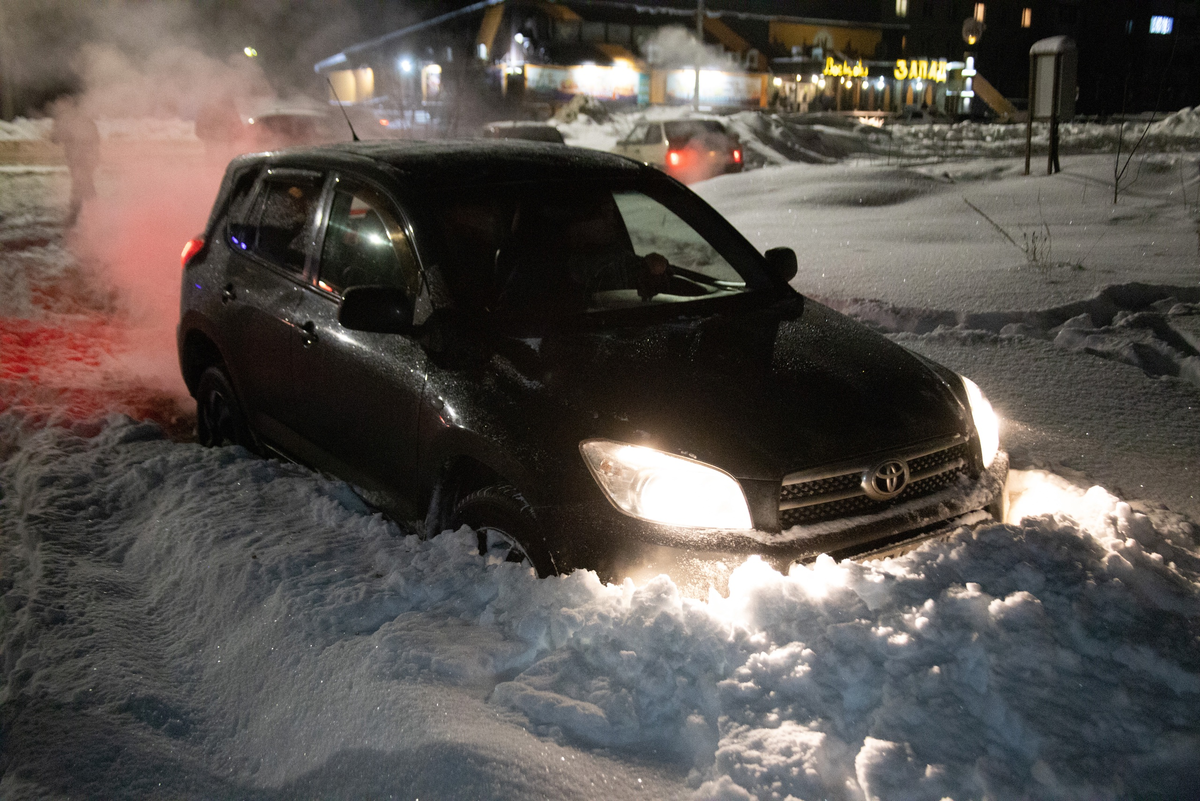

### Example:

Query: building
xmin=313 ymin=0 xmax=963 ymax=130
xmin=892 ymin=0 xmax=1199 ymax=116
xmin=312 ymin=0 xmax=1199 ymax=128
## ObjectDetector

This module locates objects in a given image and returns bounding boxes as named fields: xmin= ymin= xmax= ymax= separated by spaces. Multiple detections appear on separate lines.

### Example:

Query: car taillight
xmin=180 ymin=237 xmax=204 ymax=269
xmin=667 ymin=150 xmax=682 ymax=167
xmin=732 ymin=149 xmax=743 ymax=163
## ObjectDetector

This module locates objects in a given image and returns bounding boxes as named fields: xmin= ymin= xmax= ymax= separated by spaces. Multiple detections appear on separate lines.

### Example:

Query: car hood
xmin=487 ymin=296 xmax=971 ymax=480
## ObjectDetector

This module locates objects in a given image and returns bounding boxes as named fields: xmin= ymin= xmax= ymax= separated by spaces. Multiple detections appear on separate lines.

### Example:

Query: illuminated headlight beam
xmin=580 ymin=440 xmax=752 ymax=529
xmin=961 ymin=375 xmax=1000 ymax=469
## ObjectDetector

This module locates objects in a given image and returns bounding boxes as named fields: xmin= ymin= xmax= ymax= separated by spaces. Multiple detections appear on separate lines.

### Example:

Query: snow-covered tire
xmin=450 ymin=485 xmax=550 ymax=575
xmin=196 ymin=365 xmax=255 ymax=451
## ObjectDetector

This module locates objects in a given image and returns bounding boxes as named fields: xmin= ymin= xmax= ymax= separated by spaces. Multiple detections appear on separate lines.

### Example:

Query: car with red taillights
xmin=612 ymin=119 xmax=743 ymax=183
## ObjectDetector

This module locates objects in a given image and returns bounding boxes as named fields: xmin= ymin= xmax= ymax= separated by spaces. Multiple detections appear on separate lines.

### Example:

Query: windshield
xmin=426 ymin=178 xmax=769 ymax=320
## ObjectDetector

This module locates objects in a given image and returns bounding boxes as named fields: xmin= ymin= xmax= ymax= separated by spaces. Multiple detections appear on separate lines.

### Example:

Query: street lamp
xmin=693 ymin=0 xmax=704 ymax=111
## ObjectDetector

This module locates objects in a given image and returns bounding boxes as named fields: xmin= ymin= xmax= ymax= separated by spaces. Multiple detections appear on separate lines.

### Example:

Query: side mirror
xmin=338 ymin=286 xmax=415 ymax=334
xmin=764 ymin=247 xmax=797 ymax=284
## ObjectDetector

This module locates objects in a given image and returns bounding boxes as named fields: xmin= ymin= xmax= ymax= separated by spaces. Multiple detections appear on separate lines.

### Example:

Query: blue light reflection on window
xmin=1150 ymin=16 xmax=1173 ymax=34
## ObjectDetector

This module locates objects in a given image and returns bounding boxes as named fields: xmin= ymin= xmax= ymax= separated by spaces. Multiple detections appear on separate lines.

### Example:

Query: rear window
xmin=663 ymin=120 xmax=730 ymax=147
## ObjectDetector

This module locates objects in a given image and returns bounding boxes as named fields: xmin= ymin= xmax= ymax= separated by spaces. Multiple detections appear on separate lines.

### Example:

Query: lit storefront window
xmin=1150 ymin=16 xmax=1174 ymax=34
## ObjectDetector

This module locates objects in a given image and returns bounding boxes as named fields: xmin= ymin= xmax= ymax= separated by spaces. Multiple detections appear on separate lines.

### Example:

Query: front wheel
xmin=196 ymin=365 xmax=255 ymax=450
xmin=449 ymin=485 xmax=551 ymax=575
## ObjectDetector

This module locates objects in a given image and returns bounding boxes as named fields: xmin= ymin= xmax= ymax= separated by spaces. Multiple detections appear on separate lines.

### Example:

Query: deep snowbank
xmin=824 ymin=282 xmax=1200 ymax=388
xmin=3 ymin=413 xmax=1198 ymax=799
xmin=557 ymin=106 xmax=1200 ymax=167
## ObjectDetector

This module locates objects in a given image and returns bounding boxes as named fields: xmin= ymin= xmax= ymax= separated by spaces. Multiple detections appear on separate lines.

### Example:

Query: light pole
xmin=693 ymin=0 xmax=703 ymax=111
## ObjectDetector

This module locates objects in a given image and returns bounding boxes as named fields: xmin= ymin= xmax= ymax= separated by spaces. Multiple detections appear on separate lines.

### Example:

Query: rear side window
xmin=228 ymin=174 xmax=323 ymax=272
xmin=318 ymin=186 xmax=420 ymax=297
xmin=255 ymin=180 xmax=322 ymax=271
xmin=215 ymin=168 xmax=258 ymax=233
xmin=622 ymin=124 xmax=648 ymax=145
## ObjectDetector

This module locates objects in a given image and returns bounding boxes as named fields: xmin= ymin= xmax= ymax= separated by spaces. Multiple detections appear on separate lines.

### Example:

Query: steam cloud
xmin=9 ymin=0 xmax=383 ymax=401
xmin=641 ymin=26 xmax=734 ymax=70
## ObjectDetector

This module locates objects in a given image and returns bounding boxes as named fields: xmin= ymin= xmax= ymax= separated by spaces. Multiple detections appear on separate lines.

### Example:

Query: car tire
xmin=196 ymin=365 xmax=255 ymax=451
xmin=450 ymin=485 xmax=551 ymax=575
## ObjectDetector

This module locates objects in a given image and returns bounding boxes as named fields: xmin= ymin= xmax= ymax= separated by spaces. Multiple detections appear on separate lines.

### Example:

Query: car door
xmin=216 ymin=168 xmax=323 ymax=442
xmin=289 ymin=175 xmax=429 ymax=512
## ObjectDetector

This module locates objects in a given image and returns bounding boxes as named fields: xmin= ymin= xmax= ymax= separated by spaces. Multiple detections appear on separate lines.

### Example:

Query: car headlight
xmin=961 ymin=376 xmax=1000 ymax=469
xmin=580 ymin=439 xmax=753 ymax=529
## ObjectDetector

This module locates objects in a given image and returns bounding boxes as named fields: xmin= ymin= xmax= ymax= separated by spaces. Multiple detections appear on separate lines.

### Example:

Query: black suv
xmin=178 ymin=141 xmax=1006 ymax=593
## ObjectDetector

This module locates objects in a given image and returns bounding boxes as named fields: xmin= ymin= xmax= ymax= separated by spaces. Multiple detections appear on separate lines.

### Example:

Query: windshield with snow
xmin=426 ymin=179 xmax=769 ymax=320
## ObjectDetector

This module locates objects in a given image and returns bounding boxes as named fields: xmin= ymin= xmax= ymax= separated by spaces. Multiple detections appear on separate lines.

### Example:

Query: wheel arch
xmin=179 ymin=323 xmax=224 ymax=397
xmin=419 ymin=430 xmax=545 ymax=540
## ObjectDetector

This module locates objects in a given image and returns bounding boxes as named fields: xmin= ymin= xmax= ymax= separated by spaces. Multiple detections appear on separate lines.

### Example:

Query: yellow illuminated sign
xmin=894 ymin=58 xmax=948 ymax=82
xmin=823 ymin=57 xmax=869 ymax=78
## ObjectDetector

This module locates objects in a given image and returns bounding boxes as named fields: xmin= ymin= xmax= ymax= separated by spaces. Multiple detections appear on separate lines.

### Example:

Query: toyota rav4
xmin=177 ymin=140 xmax=1007 ymax=594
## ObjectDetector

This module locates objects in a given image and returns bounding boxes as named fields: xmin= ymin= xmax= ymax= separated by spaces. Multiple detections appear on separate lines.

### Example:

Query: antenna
xmin=326 ymin=77 xmax=360 ymax=142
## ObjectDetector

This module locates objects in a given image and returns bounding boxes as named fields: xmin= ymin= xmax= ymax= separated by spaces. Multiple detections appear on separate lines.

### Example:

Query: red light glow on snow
xmin=0 ymin=318 xmax=186 ymax=430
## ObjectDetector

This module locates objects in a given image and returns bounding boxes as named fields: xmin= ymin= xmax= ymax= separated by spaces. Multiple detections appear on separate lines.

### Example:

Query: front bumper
xmin=543 ymin=453 xmax=1009 ymax=597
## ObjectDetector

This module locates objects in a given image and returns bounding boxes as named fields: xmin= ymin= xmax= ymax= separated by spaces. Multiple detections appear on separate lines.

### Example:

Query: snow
xmin=2 ymin=117 xmax=1200 ymax=798
xmin=0 ymin=118 xmax=52 ymax=141
xmin=0 ymin=116 xmax=195 ymax=141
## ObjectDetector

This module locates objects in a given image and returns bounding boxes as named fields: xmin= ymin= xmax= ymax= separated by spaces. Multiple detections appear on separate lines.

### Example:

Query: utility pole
xmin=693 ymin=0 xmax=703 ymax=111
xmin=0 ymin=6 xmax=14 ymax=121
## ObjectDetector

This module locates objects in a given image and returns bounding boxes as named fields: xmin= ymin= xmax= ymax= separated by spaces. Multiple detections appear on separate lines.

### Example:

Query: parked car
xmin=177 ymin=141 xmax=1006 ymax=595
xmin=482 ymin=121 xmax=566 ymax=144
xmin=247 ymin=107 xmax=344 ymax=149
xmin=613 ymin=119 xmax=744 ymax=183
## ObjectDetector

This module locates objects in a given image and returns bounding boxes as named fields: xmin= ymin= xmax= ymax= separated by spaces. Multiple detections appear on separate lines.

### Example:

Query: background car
xmin=613 ymin=119 xmax=744 ymax=183
xmin=247 ymin=107 xmax=344 ymax=149
xmin=177 ymin=140 xmax=1005 ymax=596
xmin=482 ymin=121 xmax=566 ymax=143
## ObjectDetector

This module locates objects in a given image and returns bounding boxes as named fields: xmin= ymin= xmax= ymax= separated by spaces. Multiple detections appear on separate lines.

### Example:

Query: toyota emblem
xmin=862 ymin=459 xmax=910 ymax=500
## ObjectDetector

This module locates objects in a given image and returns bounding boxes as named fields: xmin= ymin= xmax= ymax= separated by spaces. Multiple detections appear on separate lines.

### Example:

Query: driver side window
xmin=318 ymin=186 xmax=420 ymax=297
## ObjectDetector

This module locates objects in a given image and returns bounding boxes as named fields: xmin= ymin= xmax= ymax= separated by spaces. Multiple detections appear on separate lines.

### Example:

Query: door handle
xmin=221 ymin=283 xmax=235 ymax=303
xmin=300 ymin=320 xmax=318 ymax=347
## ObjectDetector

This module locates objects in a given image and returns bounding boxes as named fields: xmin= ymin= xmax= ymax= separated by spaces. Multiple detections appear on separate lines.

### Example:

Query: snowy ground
xmin=2 ymin=122 xmax=1199 ymax=799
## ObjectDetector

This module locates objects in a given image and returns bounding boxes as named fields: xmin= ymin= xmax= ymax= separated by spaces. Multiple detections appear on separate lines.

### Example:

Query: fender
xmin=417 ymin=422 xmax=553 ymax=511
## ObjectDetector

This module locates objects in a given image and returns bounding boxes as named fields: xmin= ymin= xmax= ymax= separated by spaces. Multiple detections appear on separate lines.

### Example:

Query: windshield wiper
xmin=668 ymin=264 xmax=746 ymax=289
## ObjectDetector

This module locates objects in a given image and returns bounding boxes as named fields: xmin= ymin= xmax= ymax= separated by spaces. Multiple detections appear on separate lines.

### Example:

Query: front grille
xmin=779 ymin=441 xmax=971 ymax=529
